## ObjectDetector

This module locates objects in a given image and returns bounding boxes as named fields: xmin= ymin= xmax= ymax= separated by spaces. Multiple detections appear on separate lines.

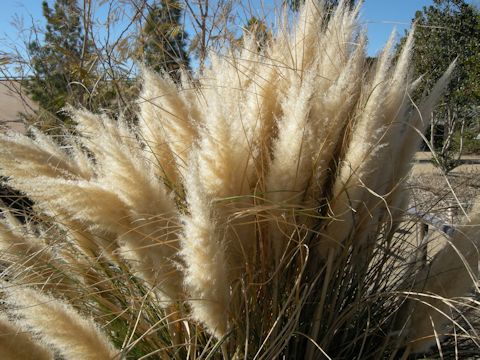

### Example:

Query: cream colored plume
xmin=73 ymin=109 xmax=184 ymax=299
xmin=0 ymin=131 xmax=90 ymax=181
xmin=4 ymin=287 xmax=119 ymax=360
xmin=138 ymin=69 xmax=200 ymax=184
xmin=0 ymin=314 xmax=53 ymax=360
xmin=181 ymin=157 xmax=230 ymax=338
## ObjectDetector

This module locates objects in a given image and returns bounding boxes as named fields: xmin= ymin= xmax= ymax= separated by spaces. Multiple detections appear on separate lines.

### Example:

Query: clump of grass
xmin=0 ymin=1 xmax=479 ymax=358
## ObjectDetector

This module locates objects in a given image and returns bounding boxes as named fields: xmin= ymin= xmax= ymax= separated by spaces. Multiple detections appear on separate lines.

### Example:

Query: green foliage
xmin=453 ymin=126 xmax=480 ymax=154
xmin=22 ymin=1 xmax=92 ymax=124
xmin=400 ymin=0 xmax=480 ymax=172
xmin=139 ymin=0 xmax=190 ymax=82
xmin=411 ymin=0 xmax=479 ymax=108
xmin=21 ymin=0 xmax=136 ymax=131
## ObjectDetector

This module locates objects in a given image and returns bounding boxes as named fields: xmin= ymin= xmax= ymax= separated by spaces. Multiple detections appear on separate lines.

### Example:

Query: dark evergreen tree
xmin=244 ymin=17 xmax=271 ymax=51
xmin=23 ymin=0 xmax=95 ymax=125
xmin=139 ymin=0 xmax=190 ymax=82
xmin=234 ymin=17 xmax=271 ymax=53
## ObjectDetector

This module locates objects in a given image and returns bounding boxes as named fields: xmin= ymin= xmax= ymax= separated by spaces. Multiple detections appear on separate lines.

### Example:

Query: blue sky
xmin=361 ymin=0 xmax=435 ymax=54
xmin=0 ymin=0 xmax=478 ymax=58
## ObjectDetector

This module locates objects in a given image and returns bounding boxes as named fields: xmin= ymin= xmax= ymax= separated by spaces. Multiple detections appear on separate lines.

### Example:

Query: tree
xmin=286 ymin=0 xmax=356 ymax=12
xmin=402 ymin=0 xmax=480 ymax=172
xmin=235 ymin=17 xmax=271 ymax=52
xmin=138 ymin=0 xmax=190 ymax=82
xmin=184 ymin=0 xmax=238 ymax=73
xmin=23 ymin=0 xmax=96 ymax=127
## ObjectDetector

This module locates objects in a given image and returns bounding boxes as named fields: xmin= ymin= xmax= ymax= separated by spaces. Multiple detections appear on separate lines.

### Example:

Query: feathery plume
xmin=4 ymin=286 xmax=119 ymax=360
xmin=181 ymin=155 xmax=230 ymax=338
xmin=0 ymin=314 xmax=53 ymax=360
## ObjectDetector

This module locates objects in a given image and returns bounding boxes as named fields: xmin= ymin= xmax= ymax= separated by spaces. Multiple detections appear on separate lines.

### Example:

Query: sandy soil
xmin=402 ymin=153 xmax=480 ymax=260
xmin=410 ymin=153 xmax=480 ymax=223
xmin=0 ymin=80 xmax=37 ymax=133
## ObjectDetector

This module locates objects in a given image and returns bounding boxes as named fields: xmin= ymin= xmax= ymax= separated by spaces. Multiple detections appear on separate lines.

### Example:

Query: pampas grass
xmin=0 ymin=314 xmax=53 ymax=360
xmin=0 ymin=0 xmax=479 ymax=358
xmin=3 ymin=286 xmax=118 ymax=360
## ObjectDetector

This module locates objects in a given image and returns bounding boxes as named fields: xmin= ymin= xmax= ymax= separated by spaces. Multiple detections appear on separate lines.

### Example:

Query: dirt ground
xmin=410 ymin=152 xmax=480 ymax=225
xmin=0 ymin=80 xmax=36 ymax=133
xmin=401 ymin=152 xmax=480 ymax=259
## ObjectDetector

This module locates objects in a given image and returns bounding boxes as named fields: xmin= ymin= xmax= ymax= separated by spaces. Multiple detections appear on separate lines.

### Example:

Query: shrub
xmin=453 ymin=128 xmax=480 ymax=155
xmin=0 ymin=1 xmax=479 ymax=359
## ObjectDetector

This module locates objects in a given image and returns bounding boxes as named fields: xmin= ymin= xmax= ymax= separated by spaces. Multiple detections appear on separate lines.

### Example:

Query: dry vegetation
xmin=0 ymin=1 xmax=480 ymax=359
xmin=410 ymin=161 xmax=480 ymax=224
